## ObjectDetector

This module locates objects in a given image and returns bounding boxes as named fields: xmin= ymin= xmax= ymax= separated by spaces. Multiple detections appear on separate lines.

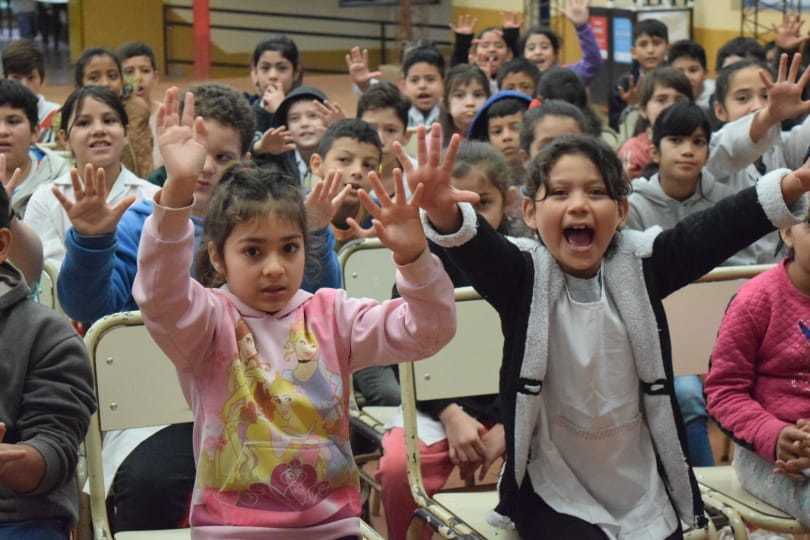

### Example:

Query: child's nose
xmin=262 ymin=256 xmax=285 ymax=277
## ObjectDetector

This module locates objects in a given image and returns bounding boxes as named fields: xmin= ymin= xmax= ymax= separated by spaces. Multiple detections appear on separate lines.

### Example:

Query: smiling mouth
xmin=563 ymin=226 xmax=595 ymax=250
xmin=89 ymin=141 xmax=111 ymax=149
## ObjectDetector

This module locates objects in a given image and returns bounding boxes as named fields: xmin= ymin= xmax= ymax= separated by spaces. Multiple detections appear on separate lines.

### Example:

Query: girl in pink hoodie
xmin=705 ymin=217 xmax=810 ymax=526
xmin=132 ymin=91 xmax=458 ymax=539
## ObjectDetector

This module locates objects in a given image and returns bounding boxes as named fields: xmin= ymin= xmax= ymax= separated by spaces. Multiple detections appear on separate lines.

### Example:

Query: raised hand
xmin=762 ymin=52 xmax=810 ymax=123
xmin=773 ymin=12 xmax=809 ymax=52
xmin=0 ymin=154 xmax=23 ymax=199
xmin=560 ymin=0 xmax=590 ymax=27
xmin=254 ymin=126 xmax=295 ymax=156
xmin=313 ymin=100 xmax=346 ymax=128
xmin=501 ymin=11 xmax=523 ymax=30
xmin=347 ymin=168 xmax=426 ymax=265
xmin=305 ymin=170 xmax=352 ymax=231
xmin=450 ymin=13 xmax=478 ymax=35
xmin=157 ymin=87 xmax=209 ymax=208
xmin=345 ymin=46 xmax=382 ymax=92
xmin=261 ymin=84 xmax=285 ymax=114
xmin=618 ymin=74 xmax=642 ymax=106
xmin=393 ymin=123 xmax=480 ymax=233
xmin=52 ymin=165 xmax=135 ymax=236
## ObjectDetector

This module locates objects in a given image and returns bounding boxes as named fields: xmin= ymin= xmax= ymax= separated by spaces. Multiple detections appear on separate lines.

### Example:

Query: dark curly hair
xmin=179 ymin=83 xmax=256 ymax=156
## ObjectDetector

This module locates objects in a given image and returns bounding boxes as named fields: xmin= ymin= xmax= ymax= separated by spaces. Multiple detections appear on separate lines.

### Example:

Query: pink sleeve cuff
xmin=151 ymin=190 xmax=195 ymax=241
xmin=395 ymin=248 xmax=440 ymax=289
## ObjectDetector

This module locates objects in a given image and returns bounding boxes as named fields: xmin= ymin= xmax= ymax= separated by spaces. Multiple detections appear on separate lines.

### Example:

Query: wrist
xmin=426 ymin=205 xmax=462 ymax=234
xmin=160 ymin=179 xmax=196 ymax=209
xmin=780 ymin=171 xmax=804 ymax=205
xmin=393 ymin=241 xmax=426 ymax=266
xmin=439 ymin=403 xmax=465 ymax=423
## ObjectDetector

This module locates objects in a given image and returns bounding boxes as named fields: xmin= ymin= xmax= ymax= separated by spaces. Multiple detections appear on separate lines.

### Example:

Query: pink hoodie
xmin=133 ymin=198 xmax=456 ymax=539
xmin=705 ymin=260 xmax=810 ymax=462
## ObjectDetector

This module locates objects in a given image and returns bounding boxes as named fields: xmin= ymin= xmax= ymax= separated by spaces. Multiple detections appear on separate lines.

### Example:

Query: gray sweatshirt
xmin=627 ymin=172 xmax=779 ymax=265
xmin=0 ymin=262 xmax=95 ymax=525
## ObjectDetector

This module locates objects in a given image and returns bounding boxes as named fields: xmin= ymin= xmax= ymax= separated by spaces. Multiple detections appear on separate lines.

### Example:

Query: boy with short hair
xmin=609 ymin=18 xmax=669 ymax=131
xmin=309 ymin=118 xmax=382 ymax=246
xmin=668 ymin=39 xmax=714 ymax=113
xmin=467 ymin=91 xmax=531 ymax=174
xmin=0 ymin=182 xmax=96 ymax=540
xmin=496 ymin=58 xmax=542 ymax=98
xmin=356 ymin=81 xmax=412 ymax=195
xmin=519 ymin=100 xmax=588 ymax=161
xmin=400 ymin=46 xmax=445 ymax=128
xmin=118 ymin=42 xmax=163 ymax=168
xmin=56 ymin=83 xmax=341 ymax=533
xmin=1 ymin=39 xmax=60 ymax=143
xmin=716 ymin=36 xmax=767 ymax=71
xmin=0 ymin=79 xmax=68 ymax=217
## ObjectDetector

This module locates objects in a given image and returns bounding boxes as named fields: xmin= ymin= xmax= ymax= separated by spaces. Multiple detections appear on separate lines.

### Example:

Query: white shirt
xmin=408 ymin=104 xmax=441 ymax=129
xmin=24 ymin=165 xmax=158 ymax=270
xmin=528 ymin=270 xmax=677 ymax=539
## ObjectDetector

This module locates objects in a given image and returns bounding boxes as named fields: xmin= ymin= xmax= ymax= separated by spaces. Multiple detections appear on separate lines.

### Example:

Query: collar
xmin=218 ymin=286 xmax=313 ymax=320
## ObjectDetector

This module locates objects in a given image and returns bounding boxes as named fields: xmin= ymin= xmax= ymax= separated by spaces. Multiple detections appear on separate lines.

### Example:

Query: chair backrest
xmin=339 ymin=237 xmax=395 ymax=301
xmin=663 ymin=264 xmax=772 ymax=375
xmin=38 ymin=261 xmax=59 ymax=311
xmin=86 ymin=311 xmax=192 ymax=432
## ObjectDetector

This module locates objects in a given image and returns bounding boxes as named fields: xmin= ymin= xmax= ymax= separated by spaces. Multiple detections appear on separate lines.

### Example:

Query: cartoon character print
xmin=197 ymin=318 xmax=355 ymax=513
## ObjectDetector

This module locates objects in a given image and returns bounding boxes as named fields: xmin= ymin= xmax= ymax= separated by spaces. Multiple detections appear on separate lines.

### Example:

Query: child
xmin=668 ymin=39 xmax=715 ymax=113
xmin=618 ymin=67 xmax=693 ymax=180
xmin=537 ymin=67 xmax=620 ymax=150
xmin=496 ymin=58 xmax=541 ymax=98
xmin=0 ymin=182 xmax=96 ymax=540
xmin=74 ymin=47 xmax=153 ymax=178
xmin=24 ymin=85 xmax=158 ymax=270
xmin=609 ymin=18 xmax=669 ymax=131
xmin=400 ymin=45 xmax=445 ymax=128
xmin=439 ymin=64 xmax=490 ymax=146
xmin=467 ymin=91 xmax=531 ymax=175
xmin=396 ymin=123 xmax=810 ymax=538
xmin=248 ymin=36 xmax=302 ymax=133
xmin=0 ymin=79 xmax=68 ymax=217
xmin=520 ymin=0 xmax=603 ymax=86
xmin=705 ymin=218 xmax=810 ymax=526
xmin=309 ymin=118 xmax=382 ymax=247
xmin=55 ymin=85 xmax=341 ymax=533
xmin=519 ymin=100 xmax=588 ymax=161
xmin=131 ymin=96 xmax=457 ymax=537
xmin=1 ymin=39 xmax=60 ymax=143
xmin=376 ymin=141 xmax=512 ymax=540
xmin=118 ymin=42 xmax=163 ymax=168
xmin=356 ymin=81 xmax=412 ymax=196
xmin=450 ymin=13 xmax=520 ymax=92
xmin=715 ymin=36 xmax=767 ymax=71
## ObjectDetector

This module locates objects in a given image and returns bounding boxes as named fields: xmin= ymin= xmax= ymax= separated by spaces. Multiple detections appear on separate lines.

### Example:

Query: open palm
xmin=157 ymin=87 xmax=208 ymax=191
xmin=52 ymin=165 xmax=135 ymax=236
xmin=763 ymin=52 xmax=810 ymax=122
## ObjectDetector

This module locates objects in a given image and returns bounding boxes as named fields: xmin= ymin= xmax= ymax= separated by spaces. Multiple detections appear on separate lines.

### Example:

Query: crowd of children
xmin=3 ymin=1 xmax=810 ymax=538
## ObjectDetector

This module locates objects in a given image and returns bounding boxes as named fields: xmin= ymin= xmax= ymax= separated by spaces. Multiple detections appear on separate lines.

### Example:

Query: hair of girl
xmin=73 ymin=47 xmax=122 ymax=88
xmin=652 ymin=101 xmax=712 ymax=148
xmin=195 ymin=162 xmax=312 ymax=288
xmin=440 ymin=63 xmax=491 ymax=145
xmin=452 ymin=140 xmax=511 ymax=201
xmin=519 ymin=100 xmax=588 ymax=153
xmin=714 ymin=58 xmax=772 ymax=111
xmin=60 ymin=85 xmax=129 ymax=137
xmin=525 ymin=134 xmax=630 ymax=202
xmin=633 ymin=66 xmax=693 ymax=135
xmin=251 ymin=35 xmax=302 ymax=88
xmin=520 ymin=26 xmax=561 ymax=56
xmin=715 ymin=36 xmax=767 ymax=72
xmin=537 ymin=67 xmax=602 ymax=137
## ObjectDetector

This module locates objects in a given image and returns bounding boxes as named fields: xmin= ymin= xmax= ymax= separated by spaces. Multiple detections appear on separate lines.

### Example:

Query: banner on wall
xmin=590 ymin=15 xmax=609 ymax=60
xmin=613 ymin=17 xmax=632 ymax=63
xmin=638 ymin=11 xmax=690 ymax=43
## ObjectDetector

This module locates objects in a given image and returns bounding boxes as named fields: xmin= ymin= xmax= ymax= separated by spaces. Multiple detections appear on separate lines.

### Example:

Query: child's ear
xmin=522 ymin=196 xmax=538 ymax=231
xmin=309 ymin=153 xmax=323 ymax=177
xmin=401 ymin=128 xmax=412 ymax=146
xmin=397 ymin=78 xmax=406 ymax=93
xmin=616 ymin=198 xmax=630 ymax=228
xmin=505 ymin=185 xmax=519 ymax=209
xmin=780 ymin=225 xmax=795 ymax=251
xmin=714 ymin=99 xmax=729 ymax=123
xmin=57 ymin=129 xmax=67 ymax=148
xmin=0 ymin=228 xmax=12 ymax=265
xmin=249 ymin=67 xmax=259 ymax=90
xmin=650 ymin=145 xmax=660 ymax=164
xmin=207 ymin=240 xmax=225 ymax=276
xmin=631 ymin=46 xmax=638 ymax=61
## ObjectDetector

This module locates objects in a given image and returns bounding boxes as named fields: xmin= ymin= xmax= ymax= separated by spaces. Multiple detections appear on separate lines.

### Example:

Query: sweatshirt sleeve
xmin=18 ymin=318 xmax=95 ymax=495
xmin=646 ymin=168 xmax=809 ymax=298
xmin=57 ymin=227 xmax=138 ymax=325
xmin=132 ymin=194 xmax=223 ymax=372
xmin=421 ymin=202 xmax=532 ymax=316
xmin=503 ymin=27 xmax=521 ymax=60
xmin=779 ymin=112 xmax=810 ymax=170
xmin=451 ymin=32 xmax=474 ymax=67
xmin=567 ymin=23 xmax=603 ymax=85
xmin=301 ymin=226 xmax=341 ymax=292
xmin=334 ymin=248 xmax=456 ymax=372
xmin=706 ymin=111 xmax=780 ymax=182
xmin=22 ymin=187 xmax=65 ymax=271
xmin=705 ymin=292 xmax=788 ymax=461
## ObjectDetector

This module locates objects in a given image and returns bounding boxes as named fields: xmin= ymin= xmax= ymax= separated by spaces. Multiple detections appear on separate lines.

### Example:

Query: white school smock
xmin=527 ymin=269 xmax=678 ymax=540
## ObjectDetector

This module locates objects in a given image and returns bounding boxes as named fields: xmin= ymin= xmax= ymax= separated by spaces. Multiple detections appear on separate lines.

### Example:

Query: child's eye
xmin=244 ymin=247 xmax=261 ymax=257
xmin=108 ymin=71 xmax=120 ymax=80
xmin=589 ymin=187 xmax=608 ymax=197
xmin=284 ymin=242 xmax=300 ymax=254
